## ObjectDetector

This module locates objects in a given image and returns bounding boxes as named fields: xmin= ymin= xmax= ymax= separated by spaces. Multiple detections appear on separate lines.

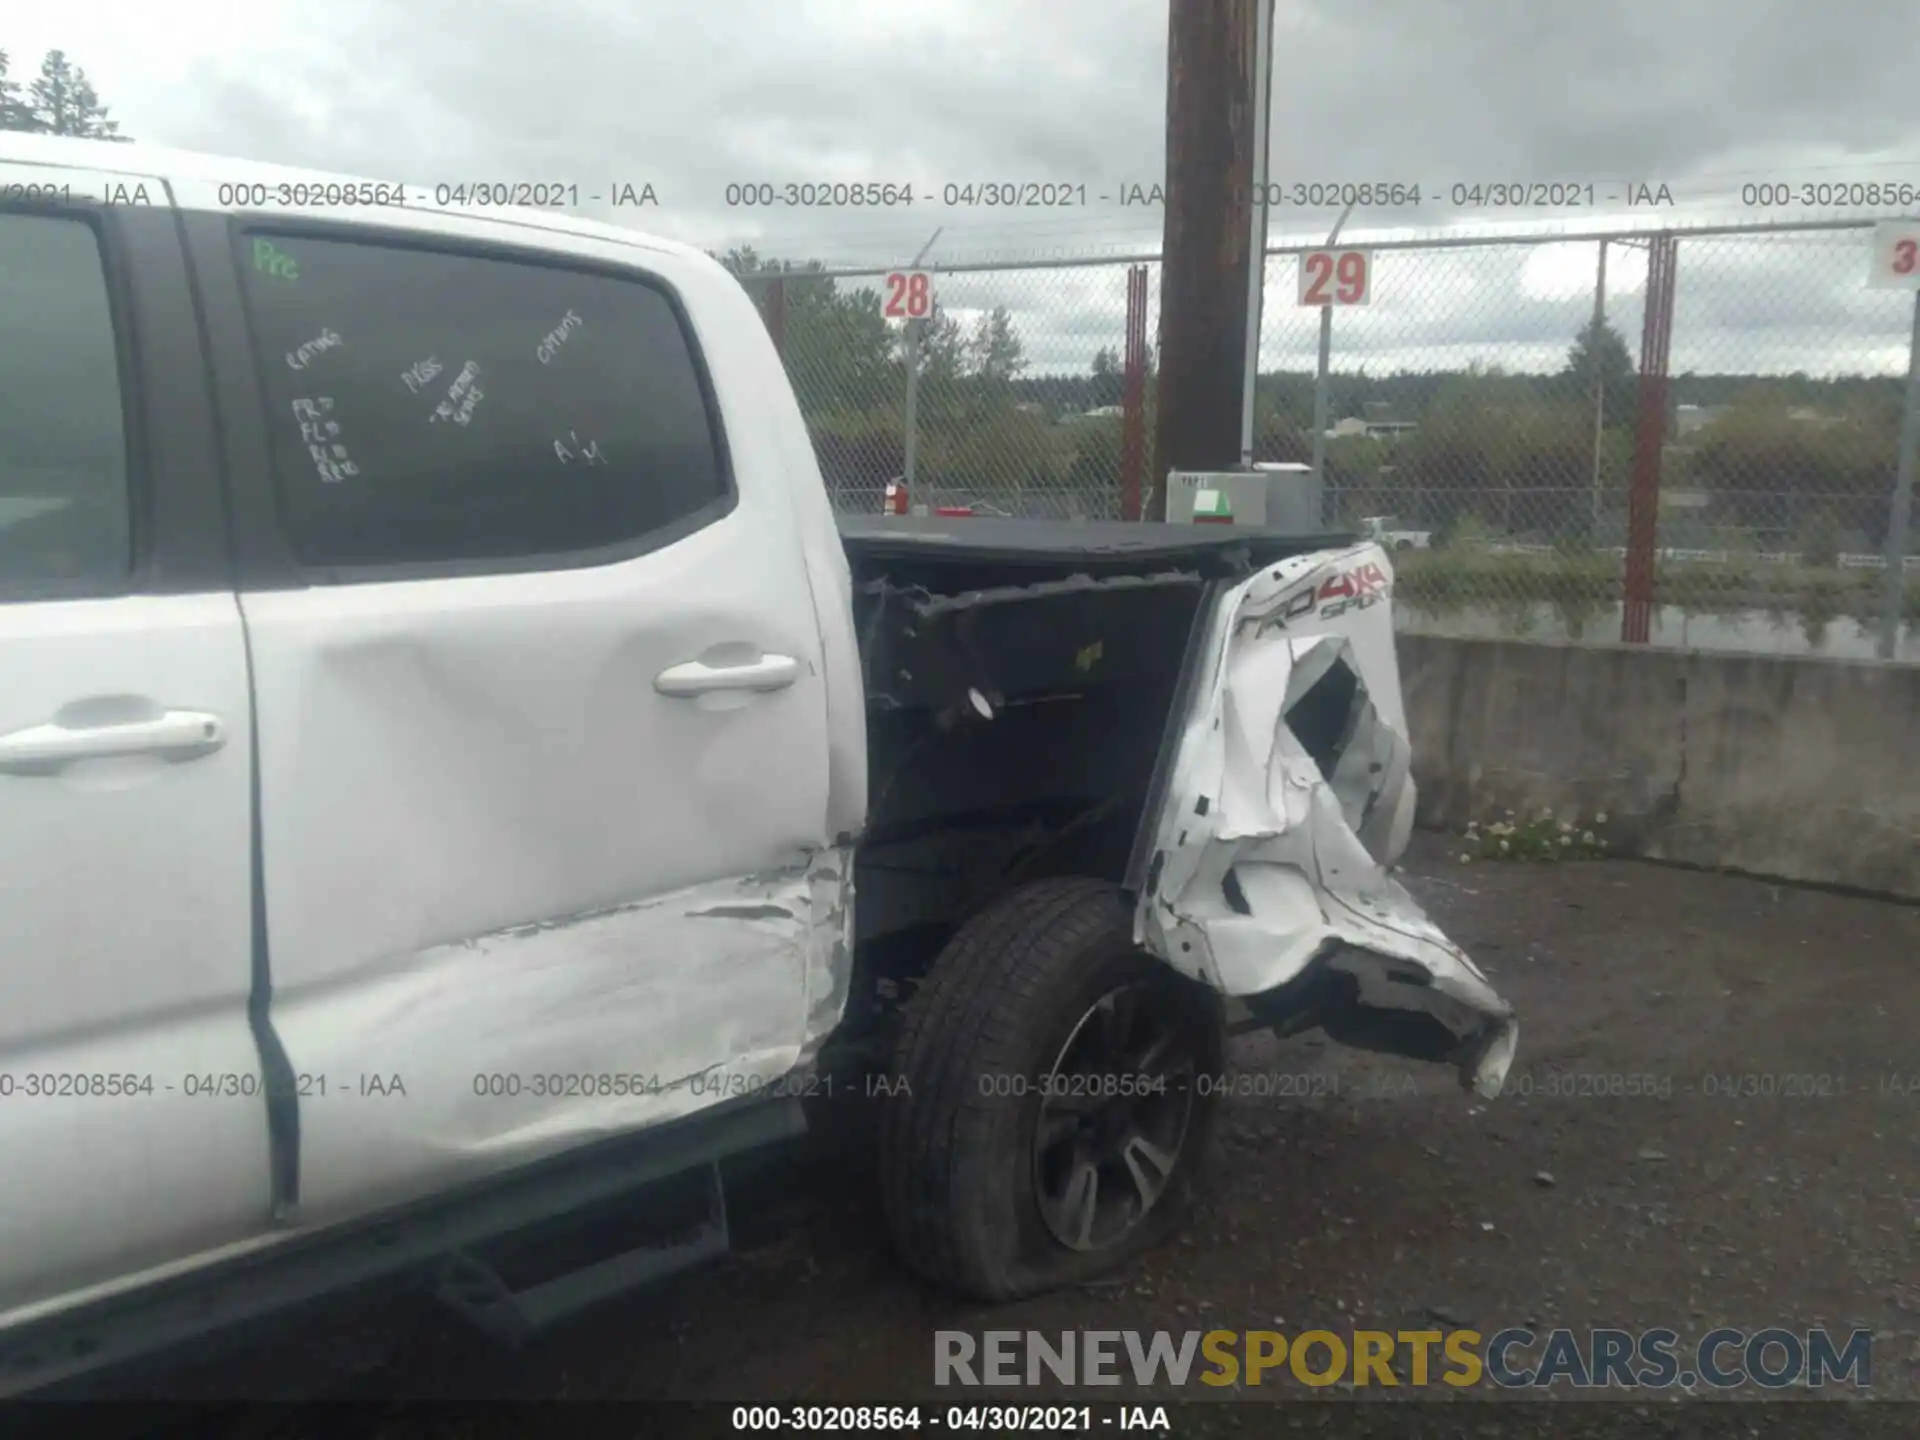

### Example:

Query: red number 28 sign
xmin=883 ymin=270 xmax=935 ymax=319
xmin=1298 ymin=248 xmax=1372 ymax=307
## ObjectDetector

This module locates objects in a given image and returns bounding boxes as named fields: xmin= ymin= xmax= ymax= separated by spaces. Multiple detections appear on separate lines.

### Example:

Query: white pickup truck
xmin=1359 ymin=516 xmax=1433 ymax=551
xmin=0 ymin=135 xmax=1516 ymax=1392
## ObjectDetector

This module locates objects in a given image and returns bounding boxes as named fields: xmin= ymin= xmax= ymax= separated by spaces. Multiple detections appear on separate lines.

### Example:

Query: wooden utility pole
xmin=1148 ymin=0 xmax=1258 ymax=521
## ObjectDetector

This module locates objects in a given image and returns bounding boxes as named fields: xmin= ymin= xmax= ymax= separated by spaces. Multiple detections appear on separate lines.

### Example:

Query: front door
xmin=0 ymin=167 xmax=270 ymax=1321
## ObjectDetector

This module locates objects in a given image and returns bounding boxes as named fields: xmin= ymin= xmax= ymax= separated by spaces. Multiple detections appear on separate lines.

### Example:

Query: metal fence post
xmin=1309 ymin=305 xmax=1334 ymax=492
xmin=1589 ymin=240 xmax=1608 ymax=526
xmin=1239 ymin=0 xmax=1276 ymax=469
xmin=1622 ymin=234 xmax=1678 ymax=644
xmin=1877 ymin=290 xmax=1920 ymax=658
xmin=900 ymin=232 xmax=942 ymax=515
xmin=902 ymin=317 xmax=922 ymax=512
xmin=1122 ymin=265 xmax=1150 ymax=520
xmin=1308 ymin=203 xmax=1356 ymax=498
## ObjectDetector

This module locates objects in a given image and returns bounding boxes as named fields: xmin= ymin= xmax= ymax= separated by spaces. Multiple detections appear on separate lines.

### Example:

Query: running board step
xmin=432 ymin=1160 xmax=729 ymax=1347
xmin=0 ymin=1095 xmax=803 ymax=1397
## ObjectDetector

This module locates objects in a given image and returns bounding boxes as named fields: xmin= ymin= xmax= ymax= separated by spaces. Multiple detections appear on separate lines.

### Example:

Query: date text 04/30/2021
xmin=728 ymin=1405 xmax=1170 ymax=1432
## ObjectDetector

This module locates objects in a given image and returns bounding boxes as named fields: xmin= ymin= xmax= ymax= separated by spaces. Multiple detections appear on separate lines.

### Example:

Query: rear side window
xmin=236 ymin=231 xmax=730 ymax=570
xmin=0 ymin=211 xmax=131 ymax=594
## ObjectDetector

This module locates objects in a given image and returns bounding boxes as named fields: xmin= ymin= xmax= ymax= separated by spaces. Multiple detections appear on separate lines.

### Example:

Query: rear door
xmin=0 ymin=163 xmax=271 ymax=1320
xmin=176 ymin=196 xmax=840 ymax=1225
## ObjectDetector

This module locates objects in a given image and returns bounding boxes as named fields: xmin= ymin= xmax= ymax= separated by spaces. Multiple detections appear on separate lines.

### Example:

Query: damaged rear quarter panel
xmin=278 ymin=842 xmax=855 ymax=1227
xmin=1136 ymin=543 xmax=1519 ymax=1096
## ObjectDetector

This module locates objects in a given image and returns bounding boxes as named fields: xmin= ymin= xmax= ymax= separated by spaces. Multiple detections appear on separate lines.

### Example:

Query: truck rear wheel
xmin=877 ymin=878 xmax=1223 ymax=1300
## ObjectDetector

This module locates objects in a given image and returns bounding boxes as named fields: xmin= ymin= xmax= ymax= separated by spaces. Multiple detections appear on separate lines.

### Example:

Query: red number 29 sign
xmin=883 ymin=270 xmax=935 ymax=319
xmin=1298 ymin=248 xmax=1372 ymax=307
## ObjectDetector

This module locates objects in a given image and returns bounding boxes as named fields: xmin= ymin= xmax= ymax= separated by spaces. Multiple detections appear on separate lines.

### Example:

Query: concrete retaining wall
xmin=1398 ymin=634 xmax=1920 ymax=901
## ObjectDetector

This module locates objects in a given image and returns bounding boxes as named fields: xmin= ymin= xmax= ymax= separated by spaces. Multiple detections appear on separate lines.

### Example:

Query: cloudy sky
xmin=11 ymin=0 xmax=1920 ymax=376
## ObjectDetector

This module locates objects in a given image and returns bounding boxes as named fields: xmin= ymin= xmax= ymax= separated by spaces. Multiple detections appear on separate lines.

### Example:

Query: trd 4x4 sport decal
xmin=1254 ymin=560 xmax=1394 ymax=634
xmin=1316 ymin=561 xmax=1390 ymax=619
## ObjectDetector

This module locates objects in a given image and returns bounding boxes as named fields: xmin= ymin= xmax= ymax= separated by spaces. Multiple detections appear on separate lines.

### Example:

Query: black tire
xmin=877 ymin=877 xmax=1224 ymax=1300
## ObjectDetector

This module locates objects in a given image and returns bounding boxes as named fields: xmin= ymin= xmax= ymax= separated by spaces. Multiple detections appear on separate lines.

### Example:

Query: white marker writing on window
xmin=554 ymin=431 xmax=606 ymax=466
xmin=536 ymin=310 xmax=584 ymax=365
xmin=431 ymin=362 xmax=483 ymax=425
xmin=286 ymin=328 xmax=342 ymax=371
xmin=401 ymin=356 xmax=443 ymax=394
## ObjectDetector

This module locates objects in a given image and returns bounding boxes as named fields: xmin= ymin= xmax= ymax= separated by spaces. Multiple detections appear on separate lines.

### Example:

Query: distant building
xmin=1077 ymin=405 xmax=1125 ymax=420
xmin=1660 ymin=488 xmax=1712 ymax=510
xmin=1675 ymin=402 xmax=1838 ymax=436
xmin=1324 ymin=409 xmax=1416 ymax=441
xmin=1674 ymin=403 xmax=1727 ymax=437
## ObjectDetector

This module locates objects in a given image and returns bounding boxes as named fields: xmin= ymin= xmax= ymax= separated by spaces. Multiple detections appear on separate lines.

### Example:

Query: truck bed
xmin=836 ymin=514 xmax=1363 ymax=1018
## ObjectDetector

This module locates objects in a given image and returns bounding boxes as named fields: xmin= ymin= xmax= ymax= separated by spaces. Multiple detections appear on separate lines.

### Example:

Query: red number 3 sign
xmin=1869 ymin=222 xmax=1920 ymax=289
xmin=883 ymin=270 xmax=935 ymax=319
xmin=1298 ymin=249 xmax=1372 ymax=306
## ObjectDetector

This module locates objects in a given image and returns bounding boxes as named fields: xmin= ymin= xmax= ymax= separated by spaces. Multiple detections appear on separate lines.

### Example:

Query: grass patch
xmin=1457 ymin=807 xmax=1613 ymax=864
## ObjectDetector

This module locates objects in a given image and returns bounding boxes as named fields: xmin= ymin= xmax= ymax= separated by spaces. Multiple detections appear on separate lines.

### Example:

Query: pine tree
xmin=1089 ymin=347 xmax=1123 ymax=408
xmin=27 ymin=50 xmax=127 ymax=139
xmin=0 ymin=49 xmax=29 ymax=132
xmin=1563 ymin=316 xmax=1635 ymax=424
xmin=914 ymin=302 xmax=969 ymax=385
xmin=969 ymin=306 xmax=1026 ymax=384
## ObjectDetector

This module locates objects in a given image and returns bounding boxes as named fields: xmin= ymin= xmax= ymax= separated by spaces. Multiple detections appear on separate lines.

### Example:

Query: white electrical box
xmin=1165 ymin=464 xmax=1321 ymax=531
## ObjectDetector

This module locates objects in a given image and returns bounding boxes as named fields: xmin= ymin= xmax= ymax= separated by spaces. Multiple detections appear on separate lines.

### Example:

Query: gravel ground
xmin=64 ymin=836 xmax=1920 ymax=1433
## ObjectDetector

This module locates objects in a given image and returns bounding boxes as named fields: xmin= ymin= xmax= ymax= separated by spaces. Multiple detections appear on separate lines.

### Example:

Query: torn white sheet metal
xmin=277 ymin=842 xmax=856 ymax=1229
xmin=797 ymin=844 xmax=857 ymax=1066
xmin=1137 ymin=542 xmax=1518 ymax=1097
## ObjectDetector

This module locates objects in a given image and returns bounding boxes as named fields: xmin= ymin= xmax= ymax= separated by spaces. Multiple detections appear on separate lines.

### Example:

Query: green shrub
xmin=1794 ymin=510 xmax=1841 ymax=570
xmin=1457 ymin=807 xmax=1612 ymax=863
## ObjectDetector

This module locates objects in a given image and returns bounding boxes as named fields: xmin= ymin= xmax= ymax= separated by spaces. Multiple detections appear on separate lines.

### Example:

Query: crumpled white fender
xmin=1136 ymin=542 xmax=1518 ymax=1097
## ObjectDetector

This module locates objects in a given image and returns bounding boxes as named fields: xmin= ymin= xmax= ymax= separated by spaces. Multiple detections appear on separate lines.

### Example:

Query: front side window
xmin=237 ymin=231 xmax=729 ymax=570
xmin=0 ymin=211 xmax=131 ymax=594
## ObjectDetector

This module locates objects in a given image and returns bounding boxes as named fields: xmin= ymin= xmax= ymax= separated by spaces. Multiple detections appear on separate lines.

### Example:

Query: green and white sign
xmin=1192 ymin=488 xmax=1233 ymax=523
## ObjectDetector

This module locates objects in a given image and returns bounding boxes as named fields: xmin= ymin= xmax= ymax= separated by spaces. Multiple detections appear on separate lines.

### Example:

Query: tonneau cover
xmin=837 ymin=515 xmax=1358 ymax=582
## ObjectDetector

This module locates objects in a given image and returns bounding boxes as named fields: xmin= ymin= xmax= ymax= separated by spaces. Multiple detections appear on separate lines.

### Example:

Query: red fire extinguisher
xmin=883 ymin=479 xmax=908 ymax=515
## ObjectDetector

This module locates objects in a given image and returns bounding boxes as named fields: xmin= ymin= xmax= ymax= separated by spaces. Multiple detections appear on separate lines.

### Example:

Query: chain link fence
xmin=740 ymin=259 xmax=1148 ymax=519
xmin=736 ymin=220 xmax=1918 ymax=654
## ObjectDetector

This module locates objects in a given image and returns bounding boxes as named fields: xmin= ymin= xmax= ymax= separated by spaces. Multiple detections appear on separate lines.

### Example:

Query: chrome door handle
xmin=0 ymin=710 xmax=228 ymax=773
xmin=654 ymin=653 xmax=800 ymax=697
